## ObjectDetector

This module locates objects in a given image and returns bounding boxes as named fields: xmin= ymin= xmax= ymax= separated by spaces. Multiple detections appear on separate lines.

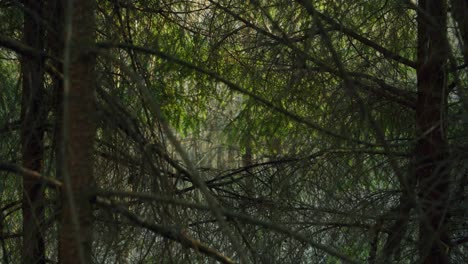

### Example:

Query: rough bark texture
xmin=21 ymin=0 xmax=46 ymax=263
xmin=416 ymin=0 xmax=450 ymax=263
xmin=58 ymin=0 xmax=96 ymax=263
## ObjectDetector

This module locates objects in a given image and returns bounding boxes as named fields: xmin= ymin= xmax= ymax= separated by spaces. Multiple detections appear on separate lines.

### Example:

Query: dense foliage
xmin=0 ymin=0 xmax=467 ymax=263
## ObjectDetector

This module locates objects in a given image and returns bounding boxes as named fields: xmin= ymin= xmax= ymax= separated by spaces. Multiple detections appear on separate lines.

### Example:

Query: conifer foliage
xmin=0 ymin=0 xmax=467 ymax=263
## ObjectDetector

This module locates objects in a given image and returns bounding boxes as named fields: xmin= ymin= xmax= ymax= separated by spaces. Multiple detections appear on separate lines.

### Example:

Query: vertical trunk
xmin=47 ymin=0 xmax=64 ymax=176
xmin=58 ymin=0 xmax=96 ymax=263
xmin=47 ymin=0 xmax=65 ymax=150
xmin=21 ymin=0 xmax=46 ymax=263
xmin=46 ymin=0 xmax=65 ymax=258
xmin=450 ymin=0 xmax=468 ymax=66
xmin=416 ymin=1 xmax=450 ymax=263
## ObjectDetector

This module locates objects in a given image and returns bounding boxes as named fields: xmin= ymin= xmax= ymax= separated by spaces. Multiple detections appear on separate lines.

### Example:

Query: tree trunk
xmin=58 ymin=0 xmax=96 ymax=263
xmin=21 ymin=0 xmax=46 ymax=263
xmin=416 ymin=1 xmax=450 ymax=263
xmin=450 ymin=0 xmax=468 ymax=67
xmin=46 ymin=0 xmax=65 ymax=258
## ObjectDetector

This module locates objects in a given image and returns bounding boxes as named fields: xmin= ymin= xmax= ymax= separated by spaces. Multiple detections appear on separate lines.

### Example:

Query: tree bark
xmin=416 ymin=1 xmax=450 ymax=263
xmin=58 ymin=0 xmax=96 ymax=263
xmin=21 ymin=0 xmax=46 ymax=263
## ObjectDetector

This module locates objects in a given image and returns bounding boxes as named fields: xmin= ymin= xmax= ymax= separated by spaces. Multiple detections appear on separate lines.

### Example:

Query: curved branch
xmin=95 ymin=190 xmax=360 ymax=264
xmin=96 ymin=42 xmax=382 ymax=147
xmin=96 ymin=199 xmax=235 ymax=264
xmin=0 ymin=35 xmax=46 ymax=58
xmin=0 ymin=163 xmax=62 ymax=189
xmin=294 ymin=1 xmax=417 ymax=69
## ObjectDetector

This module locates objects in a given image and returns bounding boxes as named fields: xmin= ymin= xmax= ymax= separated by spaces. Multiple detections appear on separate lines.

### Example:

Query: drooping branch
xmin=98 ymin=52 xmax=249 ymax=263
xmin=95 ymin=190 xmax=360 ymax=264
xmin=0 ymin=35 xmax=47 ymax=58
xmin=315 ymin=11 xmax=417 ymax=69
xmin=0 ymin=163 xmax=62 ymax=189
xmin=96 ymin=198 xmax=236 ymax=264
xmin=96 ymin=42 xmax=383 ymax=147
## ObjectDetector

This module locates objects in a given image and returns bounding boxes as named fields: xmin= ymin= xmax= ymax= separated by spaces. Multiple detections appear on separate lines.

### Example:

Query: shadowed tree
xmin=58 ymin=0 xmax=96 ymax=263
xmin=21 ymin=0 xmax=46 ymax=263
xmin=416 ymin=0 xmax=450 ymax=263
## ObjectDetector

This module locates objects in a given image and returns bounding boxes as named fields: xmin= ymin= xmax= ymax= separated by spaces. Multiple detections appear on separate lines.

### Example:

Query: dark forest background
xmin=0 ymin=0 xmax=467 ymax=263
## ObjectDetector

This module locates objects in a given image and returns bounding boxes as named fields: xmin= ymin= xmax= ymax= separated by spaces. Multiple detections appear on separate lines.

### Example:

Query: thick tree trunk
xmin=416 ymin=1 xmax=450 ymax=263
xmin=21 ymin=0 xmax=46 ymax=263
xmin=58 ymin=0 xmax=96 ymax=263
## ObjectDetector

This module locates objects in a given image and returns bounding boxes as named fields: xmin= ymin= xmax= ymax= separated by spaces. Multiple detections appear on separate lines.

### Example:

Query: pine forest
xmin=0 ymin=0 xmax=467 ymax=263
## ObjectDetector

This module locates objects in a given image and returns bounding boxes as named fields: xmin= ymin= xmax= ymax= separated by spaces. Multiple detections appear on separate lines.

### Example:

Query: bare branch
xmin=95 ymin=190 xmax=360 ymax=264
xmin=0 ymin=163 xmax=62 ymax=189
xmin=96 ymin=198 xmax=236 ymax=264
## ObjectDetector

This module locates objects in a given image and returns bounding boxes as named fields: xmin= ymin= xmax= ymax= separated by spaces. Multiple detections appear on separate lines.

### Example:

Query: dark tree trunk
xmin=20 ymin=0 xmax=46 ymax=263
xmin=58 ymin=0 xmax=96 ymax=263
xmin=46 ymin=0 xmax=65 ymax=258
xmin=47 ymin=0 xmax=64 ymax=178
xmin=450 ymin=0 xmax=468 ymax=67
xmin=416 ymin=0 xmax=450 ymax=263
